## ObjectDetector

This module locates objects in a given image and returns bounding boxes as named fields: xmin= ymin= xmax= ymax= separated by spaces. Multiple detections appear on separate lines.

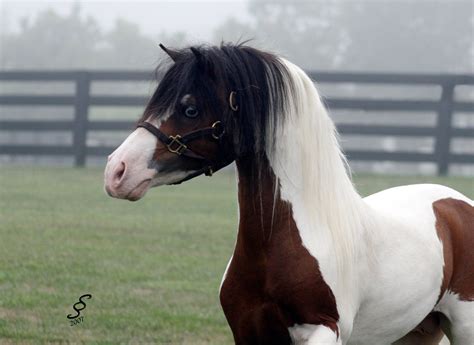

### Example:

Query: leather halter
xmin=137 ymin=121 xmax=233 ymax=184
xmin=136 ymin=120 xmax=230 ymax=184
xmin=136 ymin=93 xmax=238 ymax=184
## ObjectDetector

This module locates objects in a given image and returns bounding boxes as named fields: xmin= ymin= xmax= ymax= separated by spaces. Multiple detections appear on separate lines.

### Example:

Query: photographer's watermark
xmin=67 ymin=294 xmax=92 ymax=326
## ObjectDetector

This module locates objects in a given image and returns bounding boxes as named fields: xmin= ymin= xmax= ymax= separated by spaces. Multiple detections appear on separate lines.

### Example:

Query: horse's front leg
xmin=223 ymin=301 xmax=292 ymax=345
xmin=289 ymin=324 xmax=342 ymax=345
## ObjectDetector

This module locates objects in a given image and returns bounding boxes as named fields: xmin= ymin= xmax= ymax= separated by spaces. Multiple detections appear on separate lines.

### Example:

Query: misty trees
xmin=0 ymin=5 xmax=186 ymax=70
xmin=243 ymin=1 xmax=347 ymax=69
xmin=337 ymin=1 xmax=473 ymax=73
xmin=215 ymin=0 xmax=473 ymax=72
xmin=99 ymin=19 xmax=157 ymax=69
xmin=1 ymin=1 xmax=472 ymax=72
xmin=0 ymin=6 xmax=100 ymax=69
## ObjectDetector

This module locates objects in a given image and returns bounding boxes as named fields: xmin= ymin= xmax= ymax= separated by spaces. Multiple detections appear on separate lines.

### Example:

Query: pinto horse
xmin=104 ymin=44 xmax=473 ymax=345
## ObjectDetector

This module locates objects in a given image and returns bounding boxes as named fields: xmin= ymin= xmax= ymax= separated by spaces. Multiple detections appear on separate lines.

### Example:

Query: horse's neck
xmin=231 ymin=61 xmax=373 ymax=316
xmin=234 ymin=76 xmax=371 ymax=291
xmin=234 ymin=157 xmax=286 ymax=253
xmin=234 ymin=153 xmax=367 ymax=250
xmin=266 ymin=64 xmax=370 ymax=276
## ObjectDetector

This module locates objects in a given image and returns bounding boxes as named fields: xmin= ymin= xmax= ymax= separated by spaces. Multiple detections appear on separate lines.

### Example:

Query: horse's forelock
xmin=140 ymin=44 xmax=293 ymax=160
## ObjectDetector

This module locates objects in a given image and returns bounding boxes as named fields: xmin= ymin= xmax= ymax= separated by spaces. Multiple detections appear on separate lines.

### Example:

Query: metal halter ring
xmin=229 ymin=91 xmax=238 ymax=112
xmin=211 ymin=121 xmax=225 ymax=140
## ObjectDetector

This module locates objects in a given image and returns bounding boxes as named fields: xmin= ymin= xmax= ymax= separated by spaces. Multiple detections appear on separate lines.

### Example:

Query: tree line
xmin=1 ymin=1 xmax=472 ymax=73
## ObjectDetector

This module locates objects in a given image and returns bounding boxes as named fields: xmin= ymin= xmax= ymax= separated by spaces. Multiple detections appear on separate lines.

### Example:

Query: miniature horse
xmin=104 ymin=44 xmax=473 ymax=344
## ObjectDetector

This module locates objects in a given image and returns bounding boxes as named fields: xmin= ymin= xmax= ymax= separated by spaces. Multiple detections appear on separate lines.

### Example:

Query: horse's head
xmin=104 ymin=43 xmax=290 ymax=201
xmin=104 ymin=45 xmax=240 ymax=201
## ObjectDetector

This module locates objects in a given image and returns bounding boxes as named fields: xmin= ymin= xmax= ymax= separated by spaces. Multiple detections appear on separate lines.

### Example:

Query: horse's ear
xmin=190 ymin=47 xmax=203 ymax=63
xmin=190 ymin=46 xmax=215 ymax=78
xmin=159 ymin=43 xmax=179 ymax=62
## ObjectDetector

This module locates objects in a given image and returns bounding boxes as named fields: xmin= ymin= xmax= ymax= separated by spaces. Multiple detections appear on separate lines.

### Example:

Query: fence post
xmin=434 ymin=82 xmax=455 ymax=176
xmin=73 ymin=72 xmax=90 ymax=167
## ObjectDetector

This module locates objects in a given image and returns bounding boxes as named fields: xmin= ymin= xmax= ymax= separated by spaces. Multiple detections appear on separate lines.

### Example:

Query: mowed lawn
xmin=0 ymin=167 xmax=473 ymax=344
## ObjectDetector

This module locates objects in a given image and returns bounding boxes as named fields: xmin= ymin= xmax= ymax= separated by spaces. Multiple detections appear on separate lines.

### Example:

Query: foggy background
xmin=1 ymin=0 xmax=472 ymax=72
xmin=0 ymin=0 xmax=473 ymax=174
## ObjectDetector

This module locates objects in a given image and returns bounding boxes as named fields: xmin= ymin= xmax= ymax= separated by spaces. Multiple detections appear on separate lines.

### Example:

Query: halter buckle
xmin=167 ymin=135 xmax=187 ymax=155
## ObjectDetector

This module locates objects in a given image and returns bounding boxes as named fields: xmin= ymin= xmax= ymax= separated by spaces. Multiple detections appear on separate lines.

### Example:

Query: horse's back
xmin=363 ymin=183 xmax=472 ymax=241
xmin=363 ymin=183 xmax=473 ymax=301
xmin=363 ymin=183 xmax=472 ymax=208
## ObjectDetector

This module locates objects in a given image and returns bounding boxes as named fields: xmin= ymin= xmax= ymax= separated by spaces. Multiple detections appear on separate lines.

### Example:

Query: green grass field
xmin=0 ymin=167 xmax=473 ymax=344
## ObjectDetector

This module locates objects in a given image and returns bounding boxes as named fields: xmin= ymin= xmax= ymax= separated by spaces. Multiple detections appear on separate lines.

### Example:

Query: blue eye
xmin=184 ymin=106 xmax=199 ymax=118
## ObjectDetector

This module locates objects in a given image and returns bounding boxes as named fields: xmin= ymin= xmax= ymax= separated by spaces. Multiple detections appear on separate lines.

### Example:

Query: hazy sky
xmin=0 ymin=0 xmax=250 ymax=40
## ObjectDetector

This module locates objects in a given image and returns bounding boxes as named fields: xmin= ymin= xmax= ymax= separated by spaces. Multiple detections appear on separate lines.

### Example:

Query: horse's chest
xmin=220 ymin=247 xmax=339 ymax=343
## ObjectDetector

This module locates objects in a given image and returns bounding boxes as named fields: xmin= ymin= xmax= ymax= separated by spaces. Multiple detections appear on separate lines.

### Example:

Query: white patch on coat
xmin=348 ymin=184 xmax=470 ymax=344
xmin=439 ymin=336 xmax=450 ymax=345
xmin=265 ymin=59 xmax=473 ymax=343
xmin=220 ymin=165 xmax=240 ymax=293
xmin=267 ymin=59 xmax=369 ymax=339
xmin=220 ymin=255 xmax=233 ymax=292
xmin=289 ymin=323 xmax=342 ymax=345
xmin=434 ymin=291 xmax=474 ymax=344
xmin=104 ymin=126 xmax=158 ymax=198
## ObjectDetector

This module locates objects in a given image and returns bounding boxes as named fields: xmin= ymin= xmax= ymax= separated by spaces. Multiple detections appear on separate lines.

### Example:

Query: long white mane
xmin=266 ymin=59 xmax=372 ymax=305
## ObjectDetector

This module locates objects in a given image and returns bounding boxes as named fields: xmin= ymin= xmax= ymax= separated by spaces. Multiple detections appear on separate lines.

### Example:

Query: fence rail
xmin=1 ymin=70 xmax=473 ymax=174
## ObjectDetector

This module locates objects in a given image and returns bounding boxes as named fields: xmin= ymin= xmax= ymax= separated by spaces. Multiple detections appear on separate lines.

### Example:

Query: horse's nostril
xmin=114 ymin=161 xmax=126 ymax=184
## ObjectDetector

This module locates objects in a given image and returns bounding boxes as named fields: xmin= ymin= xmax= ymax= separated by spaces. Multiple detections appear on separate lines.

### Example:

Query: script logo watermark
xmin=67 ymin=294 xmax=92 ymax=326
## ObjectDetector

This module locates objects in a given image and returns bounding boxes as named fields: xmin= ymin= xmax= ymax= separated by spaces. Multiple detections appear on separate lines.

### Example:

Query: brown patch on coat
xmin=220 ymin=158 xmax=339 ymax=344
xmin=433 ymin=198 xmax=474 ymax=302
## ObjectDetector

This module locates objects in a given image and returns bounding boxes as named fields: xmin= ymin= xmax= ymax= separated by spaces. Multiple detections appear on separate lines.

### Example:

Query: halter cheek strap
xmin=136 ymin=91 xmax=239 ymax=185
xmin=136 ymin=120 xmax=232 ymax=185
xmin=137 ymin=121 xmax=223 ymax=161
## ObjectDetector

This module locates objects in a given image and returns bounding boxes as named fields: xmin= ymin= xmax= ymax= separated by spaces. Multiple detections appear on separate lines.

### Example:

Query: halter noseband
xmin=136 ymin=92 xmax=238 ymax=185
